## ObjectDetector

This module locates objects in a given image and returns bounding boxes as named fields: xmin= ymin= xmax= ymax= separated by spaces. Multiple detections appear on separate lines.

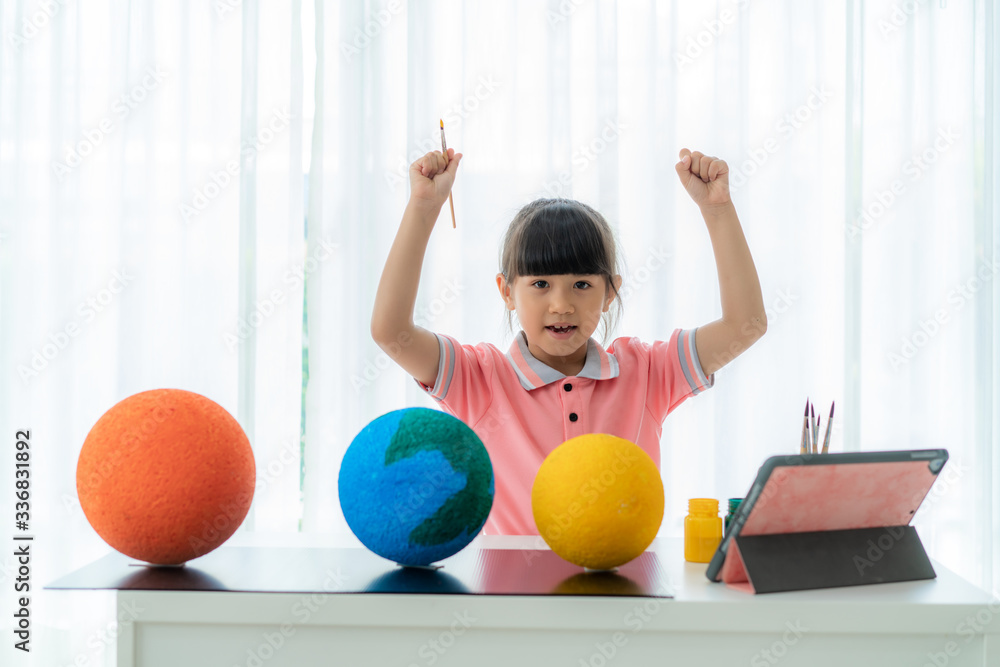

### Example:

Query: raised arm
xmin=371 ymin=149 xmax=462 ymax=387
xmin=674 ymin=149 xmax=767 ymax=376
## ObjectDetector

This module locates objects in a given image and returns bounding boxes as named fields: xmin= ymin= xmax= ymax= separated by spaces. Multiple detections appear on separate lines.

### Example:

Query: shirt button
xmin=563 ymin=383 xmax=572 ymax=392
xmin=569 ymin=413 xmax=578 ymax=422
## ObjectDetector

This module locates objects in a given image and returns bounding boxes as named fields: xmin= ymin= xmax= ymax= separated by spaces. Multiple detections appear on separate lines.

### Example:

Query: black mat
xmin=47 ymin=546 xmax=673 ymax=597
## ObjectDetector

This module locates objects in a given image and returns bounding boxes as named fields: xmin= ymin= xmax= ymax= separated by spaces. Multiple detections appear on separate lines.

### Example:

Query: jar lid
xmin=688 ymin=498 xmax=718 ymax=514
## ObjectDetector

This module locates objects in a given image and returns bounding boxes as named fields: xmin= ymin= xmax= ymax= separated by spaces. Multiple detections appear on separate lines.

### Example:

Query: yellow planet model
xmin=532 ymin=433 xmax=665 ymax=570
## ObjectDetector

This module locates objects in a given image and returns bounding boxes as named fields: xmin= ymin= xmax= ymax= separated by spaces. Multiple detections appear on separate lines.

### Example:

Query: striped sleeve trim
xmin=678 ymin=327 xmax=715 ymax=395
xmin=416 ymin=334 xmax=457 ymax=401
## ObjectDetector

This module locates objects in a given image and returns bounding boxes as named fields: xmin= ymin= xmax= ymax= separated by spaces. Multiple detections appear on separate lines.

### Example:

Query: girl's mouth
xmin=546 ymin=325 xmax=576 ymax=338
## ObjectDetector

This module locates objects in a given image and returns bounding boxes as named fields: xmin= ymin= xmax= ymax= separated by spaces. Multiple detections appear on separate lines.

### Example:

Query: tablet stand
xmin=720 ymin=525 xmax=936 ymax=594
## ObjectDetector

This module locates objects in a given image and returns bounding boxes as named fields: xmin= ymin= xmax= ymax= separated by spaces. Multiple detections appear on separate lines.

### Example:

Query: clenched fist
xmin=675 ymin=148 xmax=731 ymax=210
xmin=409 ymin=149 xmax=463 ymax=211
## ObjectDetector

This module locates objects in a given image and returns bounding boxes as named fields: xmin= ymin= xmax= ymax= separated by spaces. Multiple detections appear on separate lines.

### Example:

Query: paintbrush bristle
xmin=440 ymin=119 xmax=444 ymax=129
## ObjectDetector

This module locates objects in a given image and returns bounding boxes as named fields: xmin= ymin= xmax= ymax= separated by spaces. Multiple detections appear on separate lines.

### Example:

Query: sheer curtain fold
xmin=246 ymin=0 xmax=308 ymax=533
xmin=982 ymin=0 xmax=999 ymax=591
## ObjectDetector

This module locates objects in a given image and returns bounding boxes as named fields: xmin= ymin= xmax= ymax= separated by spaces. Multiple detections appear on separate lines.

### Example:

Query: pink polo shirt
xmin=415 ymin=328 xmax=714 ymax=535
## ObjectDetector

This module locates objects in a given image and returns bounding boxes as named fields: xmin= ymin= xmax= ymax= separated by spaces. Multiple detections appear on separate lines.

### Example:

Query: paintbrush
xmin=800 ymin=398 xmax=809 ymax=455
xmin=440 ymin=119 xmax=456 ymax=228
xmin=822 ymin=401 xmax=835 ymax=454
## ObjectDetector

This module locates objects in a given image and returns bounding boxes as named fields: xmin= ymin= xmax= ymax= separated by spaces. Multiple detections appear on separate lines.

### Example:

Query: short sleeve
xmin=646 ymin=327 xmax=715 ymax=420
xmin=413 ymin=333 xmax=495 ymax=426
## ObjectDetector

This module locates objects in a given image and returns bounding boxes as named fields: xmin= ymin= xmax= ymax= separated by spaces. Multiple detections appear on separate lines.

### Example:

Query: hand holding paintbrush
xmin=408 ymin=132 xmax=462 ymax=218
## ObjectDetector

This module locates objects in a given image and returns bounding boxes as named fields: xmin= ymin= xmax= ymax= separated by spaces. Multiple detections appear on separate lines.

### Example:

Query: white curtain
xmin=0 ymin=0 xmax=305 ymax=664
xmin=1 ymin=1 xmax=998 ymax=664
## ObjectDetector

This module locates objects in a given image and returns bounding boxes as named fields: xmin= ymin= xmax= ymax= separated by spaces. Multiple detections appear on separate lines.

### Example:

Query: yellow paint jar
xmin=684 ymin=498 xmax=722 ymax=563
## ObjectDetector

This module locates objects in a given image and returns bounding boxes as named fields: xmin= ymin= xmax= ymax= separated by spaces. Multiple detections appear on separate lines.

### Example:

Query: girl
xmin=371 ymin=147 xmax=767 ymax=535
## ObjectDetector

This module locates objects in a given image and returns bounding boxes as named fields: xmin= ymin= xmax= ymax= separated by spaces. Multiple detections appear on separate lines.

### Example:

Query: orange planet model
xmin=77 ymin=388 xmax=255 ymax=565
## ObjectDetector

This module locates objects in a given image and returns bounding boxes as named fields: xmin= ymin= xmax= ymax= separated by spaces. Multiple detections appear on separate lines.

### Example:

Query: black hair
xmin=499 ymin=198 xmax=624 ymax=345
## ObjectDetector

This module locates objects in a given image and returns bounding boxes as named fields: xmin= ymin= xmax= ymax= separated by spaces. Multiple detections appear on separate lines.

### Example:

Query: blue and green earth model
xmin=339 ymin=408 xmax=494 ymax=566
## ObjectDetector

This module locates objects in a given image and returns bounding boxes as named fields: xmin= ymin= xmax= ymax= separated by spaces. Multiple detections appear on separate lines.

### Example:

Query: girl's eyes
xmin=529 ymin=280 xmax=592 ymax=289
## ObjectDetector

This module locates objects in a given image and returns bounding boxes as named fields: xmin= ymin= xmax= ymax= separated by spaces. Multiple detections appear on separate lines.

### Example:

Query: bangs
xmin=510 ymin=201 xmax=610 ymax=278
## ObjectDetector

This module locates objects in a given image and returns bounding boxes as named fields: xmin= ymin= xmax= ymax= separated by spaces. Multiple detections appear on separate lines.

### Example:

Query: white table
xmin=57 ymin=533 xmax=1000 ymax=667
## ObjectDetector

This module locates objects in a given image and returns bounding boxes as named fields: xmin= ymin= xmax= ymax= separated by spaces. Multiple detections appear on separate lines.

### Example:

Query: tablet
xmin=705 ymin=449 xmax=949 ymax=584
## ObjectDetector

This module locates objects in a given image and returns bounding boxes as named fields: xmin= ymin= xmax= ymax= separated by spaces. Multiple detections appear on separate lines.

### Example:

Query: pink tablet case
xmin=720 ymin=460 xmax=940 ymax=594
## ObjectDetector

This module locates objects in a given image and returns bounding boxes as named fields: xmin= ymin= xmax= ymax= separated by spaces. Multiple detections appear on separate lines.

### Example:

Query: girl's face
xmin=496 ymin=273 xmax=621 ymax=375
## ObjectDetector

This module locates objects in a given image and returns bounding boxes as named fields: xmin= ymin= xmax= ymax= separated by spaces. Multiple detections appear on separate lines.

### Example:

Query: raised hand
xmin=675 ymin=148 xmax=731 ymax=210
xmin=409 ymin=149 xmax=462 ymax=211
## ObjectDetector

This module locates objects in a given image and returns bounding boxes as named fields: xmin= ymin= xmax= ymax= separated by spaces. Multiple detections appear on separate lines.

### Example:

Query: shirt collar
xmin=505 ymin=331 xmax=620 ymax=391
